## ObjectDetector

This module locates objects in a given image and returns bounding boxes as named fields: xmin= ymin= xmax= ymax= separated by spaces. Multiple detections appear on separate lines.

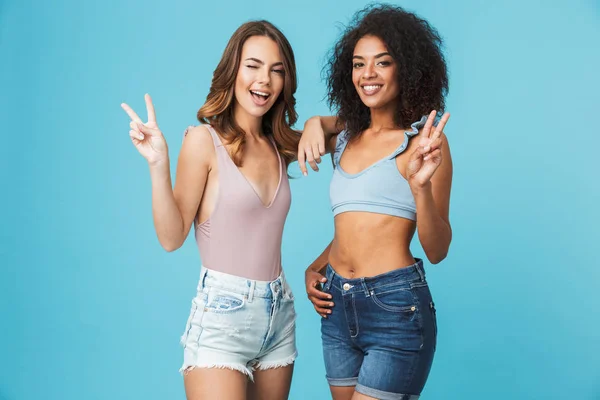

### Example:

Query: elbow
xmin=424 ymin=247 xmax=449 ymax=265
xmin=427 ymin=253 xmax=447 ymax=265
xmin=162 ymin=244 xmax=180 ymax=253
xmin=422 ymin=229 xmax=452 ymax=265
xmin=159 ymin=237 xmax=183 ymax=253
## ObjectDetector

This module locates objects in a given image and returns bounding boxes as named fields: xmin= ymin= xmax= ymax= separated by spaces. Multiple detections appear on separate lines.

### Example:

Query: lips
xmin=249 ymin=90 xmax=271 ymax=106
xmin=360 ymin=84 xmax=383 ymax=96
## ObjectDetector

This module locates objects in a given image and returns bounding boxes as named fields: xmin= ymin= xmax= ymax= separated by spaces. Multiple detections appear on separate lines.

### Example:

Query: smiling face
xmin=351 ymin=35 xmax=399 ymax=110
xmin=233 ymin=35 xmax=285 ymax=120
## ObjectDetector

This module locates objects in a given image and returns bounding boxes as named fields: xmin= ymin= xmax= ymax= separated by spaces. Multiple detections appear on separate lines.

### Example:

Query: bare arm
xmin=412 ymin=134 xmax=452 ymax=263
xmin=149 ymin=126 xmax=213 ymax=251
xmin=407 ymin=111 xmax=453 ymax=264
xmin=123 ymin=96 xmax=214 ymax=253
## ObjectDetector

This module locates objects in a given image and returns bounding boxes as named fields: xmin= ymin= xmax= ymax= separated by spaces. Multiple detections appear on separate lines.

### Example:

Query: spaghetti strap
xmin=204 ymin=124 xmax=224 ymax=147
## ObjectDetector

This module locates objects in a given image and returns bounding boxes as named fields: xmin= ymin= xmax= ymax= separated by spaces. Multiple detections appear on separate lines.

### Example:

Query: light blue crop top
xmin=330 ymin=115 xmax=435 ymax=221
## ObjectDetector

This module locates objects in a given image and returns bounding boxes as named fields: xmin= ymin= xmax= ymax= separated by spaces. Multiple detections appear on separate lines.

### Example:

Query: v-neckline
xmin=217 ymin=131 xmax=283 ymax=209
xmin=338 ymin=140 xmax=395 ymax=177
xmin=337 ymin=130 xmax=411 ymax=178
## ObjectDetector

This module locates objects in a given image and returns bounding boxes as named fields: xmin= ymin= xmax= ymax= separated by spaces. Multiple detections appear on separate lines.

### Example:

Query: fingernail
xmin=424 ymin=155 xmax=430 ymax=161
xmin=424 ymin=146 xmax=430 ymax=152
xmin=328 ymin=295 xmax=332 ymax=299
xmin=139 ymin=134 xmax=144 ymax=140
xmin=303 ymin=171 xmax=307 ymax=176
xmin=330 ymin=303 xmax=334 ymax=307
xmin=327 ymin=310 xmax=332 ymax=314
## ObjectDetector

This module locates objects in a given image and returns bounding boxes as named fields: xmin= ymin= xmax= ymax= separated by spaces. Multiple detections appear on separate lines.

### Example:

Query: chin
xmin=251 ymin=104 xmax=273 ymax=118
xmin=360 ymin=98 xmax=381 ymax=109
xmin=239 ymin=101 xmax=271 ymax=118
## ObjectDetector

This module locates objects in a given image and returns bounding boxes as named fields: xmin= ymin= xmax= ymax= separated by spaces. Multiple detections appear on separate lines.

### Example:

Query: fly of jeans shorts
xmin=321 ymin=259 xmax=437 ymax=400
xmin=179 ymin=266 xmax=297 ymax=380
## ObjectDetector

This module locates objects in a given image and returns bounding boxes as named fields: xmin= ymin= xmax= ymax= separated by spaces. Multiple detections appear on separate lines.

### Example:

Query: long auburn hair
xmin=197 ymin=20 xmax=299 ymax=167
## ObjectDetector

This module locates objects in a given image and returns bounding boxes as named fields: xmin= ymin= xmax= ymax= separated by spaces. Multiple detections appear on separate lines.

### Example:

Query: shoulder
xmin=184 ymin=125 xmax=213 ymax=144
xmin=438 ymin=131 xmax=450 ymax=153
xmin=441 ymin=131 xmax=449 ymax=145
xmin=180 ymin=125 xmax=216 ymax=166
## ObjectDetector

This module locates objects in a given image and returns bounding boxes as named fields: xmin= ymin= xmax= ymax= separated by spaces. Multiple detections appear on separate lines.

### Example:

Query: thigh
xmin=247 ymin=365 xmax=294 ymax=400
xmin=184 ymin=367 xmax=248 ymax=400
xmin=321 ymin=287 xmax=363 ymax=387
xmin=350 ymin=392 xmax=378 ymax=400
xmin=357 ymin=348 xmax=425 ymax=399
xmin=355 ymin=285 xmax=436 ymax=398
xmin=330 ymin=385 xmax=356 ymax=400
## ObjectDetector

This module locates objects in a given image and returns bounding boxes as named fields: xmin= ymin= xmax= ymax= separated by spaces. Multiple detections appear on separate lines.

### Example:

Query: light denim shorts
xmin=179 ymin=266 xmax=297 ymax=379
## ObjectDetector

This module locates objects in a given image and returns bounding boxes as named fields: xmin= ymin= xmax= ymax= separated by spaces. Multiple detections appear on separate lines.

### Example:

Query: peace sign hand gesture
xmin=407 ymin=111 xmax=450 ymax=189
xmin=121 ymin=94 xmax=168 ymax=165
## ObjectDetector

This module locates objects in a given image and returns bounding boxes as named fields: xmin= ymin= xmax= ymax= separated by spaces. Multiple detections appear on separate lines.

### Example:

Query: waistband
xmin=324 ymin=258 xmax=426 ymax=296
xmin=197 ymin=265 xmax=290 ymax=301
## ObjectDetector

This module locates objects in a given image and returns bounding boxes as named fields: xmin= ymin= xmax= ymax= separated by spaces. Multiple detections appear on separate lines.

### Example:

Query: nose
xmin=363 ymin=62 xmax=377 ymax=79
xmin=257 ymin=66 xmax=271 ymax=86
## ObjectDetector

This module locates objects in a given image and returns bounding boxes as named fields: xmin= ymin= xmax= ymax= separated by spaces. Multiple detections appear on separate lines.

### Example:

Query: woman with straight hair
xmin=122 ymin=20 xmax=336 ymax=400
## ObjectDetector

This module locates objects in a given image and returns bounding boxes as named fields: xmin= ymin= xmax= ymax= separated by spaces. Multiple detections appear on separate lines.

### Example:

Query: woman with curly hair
xmin=299 ymin=4 xmax=452 ymax=399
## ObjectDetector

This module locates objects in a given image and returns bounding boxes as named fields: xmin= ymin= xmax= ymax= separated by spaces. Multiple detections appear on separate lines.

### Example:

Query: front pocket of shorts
xmin=370 ymin=288 xmax=418 ymax=313
xmin=205 ymin=288 xmax=245 ymax=314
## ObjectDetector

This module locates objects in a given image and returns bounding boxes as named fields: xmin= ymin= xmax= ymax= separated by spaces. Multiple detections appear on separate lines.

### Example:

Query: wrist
xmin=148 ymin=156 xmax=170 ymax=171
xmin=304 ymin=116 xmax=321 ymax=129
xmin=410 ymin=181 xmax=432 ymax=197
xmin=307 ymin=261 xmax=325 ymax=274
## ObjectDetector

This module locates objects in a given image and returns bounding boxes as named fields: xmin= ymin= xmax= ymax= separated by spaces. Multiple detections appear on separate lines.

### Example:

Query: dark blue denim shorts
xmin=321 ymin=259 xmax=437 ymax=400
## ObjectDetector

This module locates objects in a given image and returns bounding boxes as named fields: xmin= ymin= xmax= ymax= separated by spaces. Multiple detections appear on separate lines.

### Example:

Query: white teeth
xmin=251 ymin=90 xmax=270 ymax=97
xmin=363 ymin=85 xmax=382 ymax=91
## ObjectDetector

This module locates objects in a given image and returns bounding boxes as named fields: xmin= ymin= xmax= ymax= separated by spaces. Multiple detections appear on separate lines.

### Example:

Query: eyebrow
xmin=245 ymin=58 xmax=284 ymax=67
xmin=352 ymin=52 xmax=391 ymax=60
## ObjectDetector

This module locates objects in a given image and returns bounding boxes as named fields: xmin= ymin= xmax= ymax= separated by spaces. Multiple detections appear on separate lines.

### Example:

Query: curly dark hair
xmin=326 ymin=4 xmax=448 ymax=139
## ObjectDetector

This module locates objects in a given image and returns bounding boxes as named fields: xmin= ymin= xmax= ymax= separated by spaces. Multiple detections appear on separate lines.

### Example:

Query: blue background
xmin=1 ymin=0 xmax=599 ymax=399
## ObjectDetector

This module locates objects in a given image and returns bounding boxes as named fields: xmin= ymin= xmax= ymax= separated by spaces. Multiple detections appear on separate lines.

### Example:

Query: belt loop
xmin=247 ymin=280 xmax=255 ymax=303
xmin=324 ymin=265 xmax=333 ymax=291
xmin=278 ymin=276 xmax=285 ymax=298
xmin=361 ymin=278 xmax=371 ymax=297
xmin=416 ymin=262 xmax=425 ymax=282
xmin=199 ymin=267 xmax=208 ymax=290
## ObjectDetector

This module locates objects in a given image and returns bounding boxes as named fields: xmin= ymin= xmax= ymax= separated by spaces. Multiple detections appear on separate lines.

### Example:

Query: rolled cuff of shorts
xmin=326 ymin=376 xmax=359 ymax=387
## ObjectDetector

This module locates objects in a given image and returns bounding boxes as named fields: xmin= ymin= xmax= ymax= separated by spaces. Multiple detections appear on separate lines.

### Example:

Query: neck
xmin=368 ymin=103 xmax=397 ymax=133
xmin=233 ymin=103 xmax=263 ymax=139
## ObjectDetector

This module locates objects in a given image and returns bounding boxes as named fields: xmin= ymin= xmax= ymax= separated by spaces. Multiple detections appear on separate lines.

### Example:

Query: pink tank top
xmin=191 ymin=124 xmax=291 ymax=281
